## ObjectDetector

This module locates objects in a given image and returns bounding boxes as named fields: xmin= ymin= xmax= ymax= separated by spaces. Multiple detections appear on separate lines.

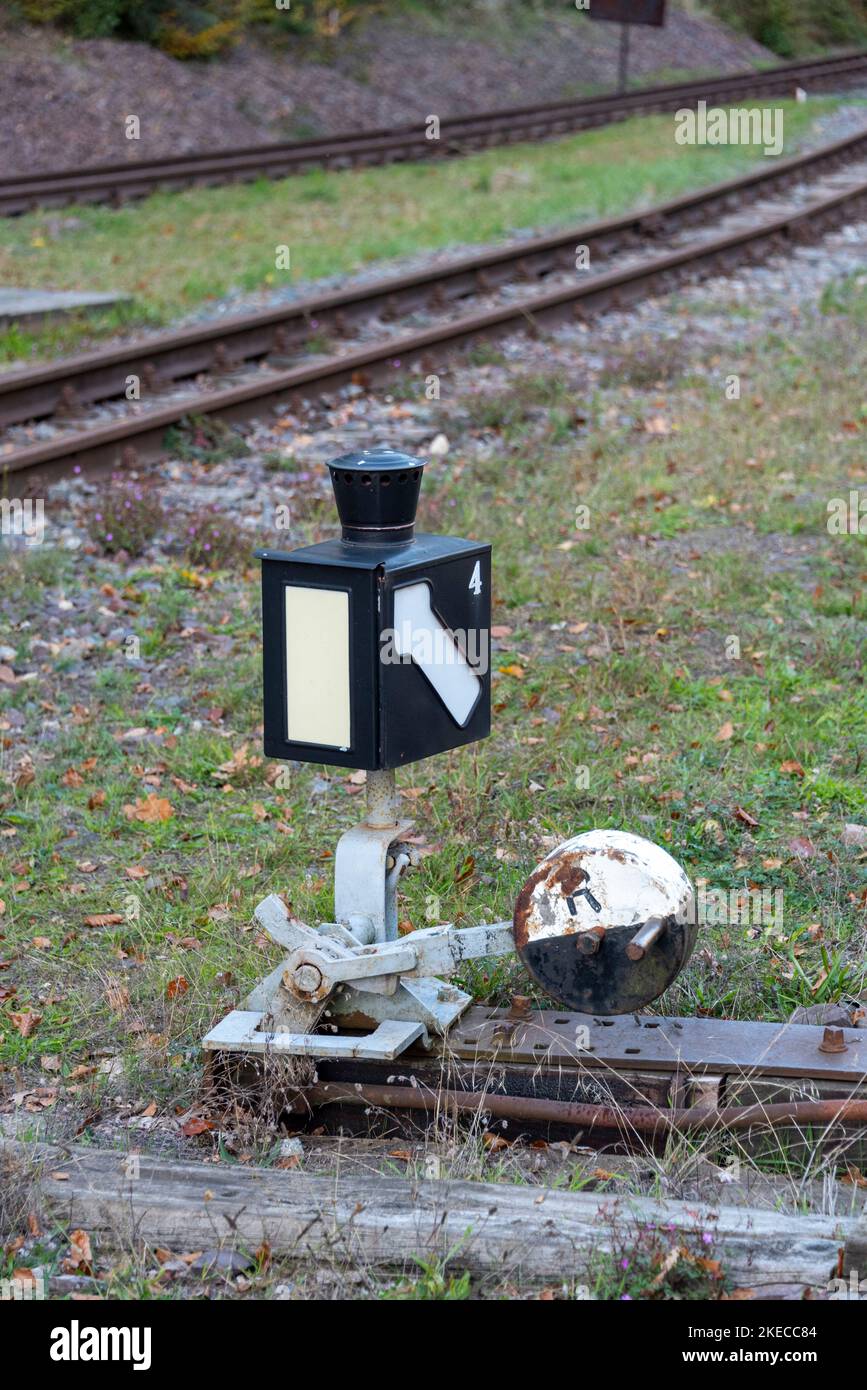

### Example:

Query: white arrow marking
xmin=393 ymin=582 xmax=481 ymax=726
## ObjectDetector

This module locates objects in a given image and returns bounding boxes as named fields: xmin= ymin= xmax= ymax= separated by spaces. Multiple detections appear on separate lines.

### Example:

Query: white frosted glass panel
xmin=285 ymin=586 xmax=350 ymax=748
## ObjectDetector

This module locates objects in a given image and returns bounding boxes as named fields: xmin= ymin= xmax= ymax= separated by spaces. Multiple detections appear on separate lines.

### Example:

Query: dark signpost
xmin=587 ymin=0 xmax=667 ymax=94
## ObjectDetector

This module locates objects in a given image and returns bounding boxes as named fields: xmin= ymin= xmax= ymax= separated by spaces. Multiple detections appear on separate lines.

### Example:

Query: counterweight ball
xmin=512 ymin=830 xmax=696 ymax=1015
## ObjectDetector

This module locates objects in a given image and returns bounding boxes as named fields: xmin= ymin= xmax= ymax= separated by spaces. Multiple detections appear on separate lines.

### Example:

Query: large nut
xmin=294 ymin=963 xmax=324 ymax=995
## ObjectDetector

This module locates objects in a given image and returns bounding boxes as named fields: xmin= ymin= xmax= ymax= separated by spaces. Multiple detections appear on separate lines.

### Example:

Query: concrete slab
xmin=0 ymin=287 xmax=131 ymax=329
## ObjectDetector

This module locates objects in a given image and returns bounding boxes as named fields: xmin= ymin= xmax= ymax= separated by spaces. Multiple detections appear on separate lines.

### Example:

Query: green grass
xmin=0 ymin=98 xmax=840 ymax=362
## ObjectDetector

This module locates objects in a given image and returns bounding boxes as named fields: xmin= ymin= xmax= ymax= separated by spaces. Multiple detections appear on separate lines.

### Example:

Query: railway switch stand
xmin=204 ymin=447 xmax=697 ymax=1063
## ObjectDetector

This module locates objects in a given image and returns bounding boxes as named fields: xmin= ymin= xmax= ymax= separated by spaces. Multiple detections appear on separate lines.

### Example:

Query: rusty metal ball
xmin=512 ymin=830 xmax=696 ymax=1015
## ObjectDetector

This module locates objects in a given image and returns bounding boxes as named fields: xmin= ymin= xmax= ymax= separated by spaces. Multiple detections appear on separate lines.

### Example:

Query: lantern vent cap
xmin=327 ymin=447 xmax=426 ymax=542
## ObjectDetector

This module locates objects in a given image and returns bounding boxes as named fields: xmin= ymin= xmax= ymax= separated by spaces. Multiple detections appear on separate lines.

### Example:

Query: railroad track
xmin=3 ymin=126 xmax=867 ymax=490
xmin=2 ymin=49 xmax=867 ymax=217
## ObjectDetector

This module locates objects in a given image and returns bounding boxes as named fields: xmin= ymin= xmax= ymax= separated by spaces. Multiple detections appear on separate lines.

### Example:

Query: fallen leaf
xmin=166 ymin=976 xmax=189 ymax=1000
xmin=780 ymin=759 xmax=805 ymax=777
xmin=734 ymin=806 xmax=759 ymax=828
xmin=482 ymin=1132 xmax=511 ymax=1151
xmin=499 ymin=664 xmax=525 ymax=679
xmin=84 ymin=913 xmax=124 ymax=928
xmin=180 ymin=1115 xmax=214 ymax=1137
xmin=63 ymin=1229 xmax=93 ymax=1274
xmin=123 ymin=794 xmax=173 ymax=824
xmin=715 ymin=721 xmax=734 ymax=742
xmin=124 ymin=864 xmax=149 ymax=879
xmin=454 ymin=854 xmax=476 ymax=885
xmin=649 ymin=1246 xmax=680 ymax=1288
xmin=490 ymin=625 xmax=513 ymax=638
xmin=841 ymin=1165 xmax=867 ymax=1189
xmin=9 ymin=1011 xmax=41 ymax=1038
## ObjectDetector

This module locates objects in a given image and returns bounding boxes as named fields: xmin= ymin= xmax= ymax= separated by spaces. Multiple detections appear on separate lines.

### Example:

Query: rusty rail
xmin=299 ymin=1080 xmax=867 ymax=1135
xmin=5 ymin=163 xmax=866 ymax=491
xmin=1 ymin=49 xmax=866 ymax=216
xmin=3 ymin=124 xmax=866 ymax=435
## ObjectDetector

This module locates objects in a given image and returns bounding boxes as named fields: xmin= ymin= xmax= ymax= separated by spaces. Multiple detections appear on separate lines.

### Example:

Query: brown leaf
xmin=490 ymin=625 xmax=513 ymax=638
xmin=780 ymin=759 xmax=805 ymax=777
xmin=498 ymin=664 xmax=525 ymax=679
xmin=123 ymin=794 xmax=174 ymax=824
xmin=61 ymin=767 xmax=84 ymax=788
xmin=63 ymin=1229 xmax=93 ymax=1274
xmin=83 ymin=913 xmax=124 ymax=928
xmin=124 ymin=864 xmax=149 ymax=879
xmin=181 ymin=1115 xmax=214 ymax=1137
xmin=9 ymin=1011 xmax=41 ymax=1038
xmin=715 ymin=721 xmax=734 ymax=742
xmin=166 ymin=976 xmax=189 ymax=1000
xmin=734 ymin=806 xmax=759 ymax=828
xmin=482 ymin=1132 xmax=511 ymax=1151
xmin=841 ymin=1165 xmax=867 ymax=1189
xmin=87 ymin=790 xmax=106 ymax=811
xmin=454 ymin=854 xmax=476 ymax=885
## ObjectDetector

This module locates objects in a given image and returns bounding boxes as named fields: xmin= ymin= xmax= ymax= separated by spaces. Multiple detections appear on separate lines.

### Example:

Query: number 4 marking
xmin=468 ymin=561 xmax=483 ymax=596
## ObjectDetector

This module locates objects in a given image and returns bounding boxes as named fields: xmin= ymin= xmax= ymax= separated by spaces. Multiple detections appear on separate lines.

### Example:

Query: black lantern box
xmin=260 ymin=449 xmax=491 ymax=771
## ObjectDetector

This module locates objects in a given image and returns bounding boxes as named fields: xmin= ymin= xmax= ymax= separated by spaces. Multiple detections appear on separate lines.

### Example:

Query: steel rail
xmin=297 ymin=1080 xmax=867 ymax=1135
xmin=3 ymin=124 xmax=866 ymax=433
xmin=1 ymin=49 xmax=866 ymax=215
xmin=4 ymin=171 xmax=866 ymax=488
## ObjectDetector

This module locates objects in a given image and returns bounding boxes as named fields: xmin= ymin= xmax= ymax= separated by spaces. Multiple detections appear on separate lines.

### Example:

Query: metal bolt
xmin=818 ymin=1026 xmax=848 ymax=1054
xmin=576 ymin=928 xmax=604 ymax=956
xmin=626 ymin=916 xmax=665 ymax=962
xmin=294 ymin=963 xmax=323 ymax=994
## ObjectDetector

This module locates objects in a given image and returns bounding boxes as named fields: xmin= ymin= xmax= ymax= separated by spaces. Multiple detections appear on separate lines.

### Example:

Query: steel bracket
xmin=203 ymin=772 xmax=513 ymax=1062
